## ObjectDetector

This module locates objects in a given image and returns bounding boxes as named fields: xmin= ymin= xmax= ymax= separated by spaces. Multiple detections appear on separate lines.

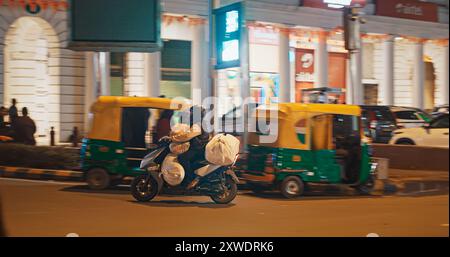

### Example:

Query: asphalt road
xmin=0 ymin=178 xmax=448 ymax=237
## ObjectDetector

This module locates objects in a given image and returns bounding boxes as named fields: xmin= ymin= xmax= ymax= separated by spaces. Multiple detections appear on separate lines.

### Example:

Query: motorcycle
xmin=131 ymin=138 xmax=240 ymax=204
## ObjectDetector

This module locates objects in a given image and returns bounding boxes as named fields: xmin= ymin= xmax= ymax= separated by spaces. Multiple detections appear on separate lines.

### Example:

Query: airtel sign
xmin=376 ymin=0 xmax=438 ymax=22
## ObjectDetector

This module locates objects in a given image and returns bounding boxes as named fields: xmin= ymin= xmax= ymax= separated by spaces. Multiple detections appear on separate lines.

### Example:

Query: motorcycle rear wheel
xmin=131 ymin=174 xmax=159 ymax=202
xmin=210 ymin=176 xmax=238 ymax=204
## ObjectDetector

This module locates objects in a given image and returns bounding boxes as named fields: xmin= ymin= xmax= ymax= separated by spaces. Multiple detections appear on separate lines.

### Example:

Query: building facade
xmin=0 ymin=0 xmax=449 ymax=144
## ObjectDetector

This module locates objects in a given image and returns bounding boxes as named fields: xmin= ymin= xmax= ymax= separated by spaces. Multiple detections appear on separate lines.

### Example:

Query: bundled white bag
xmin=169 ymin=142 xmax=190 ymax=155
xmin=161 ymin=154 xmax=185 ymax=186
xmin=205 ymin=134 xmax=240 ymax=166
xmin=170 ymin=123 xmax=201 ymax=143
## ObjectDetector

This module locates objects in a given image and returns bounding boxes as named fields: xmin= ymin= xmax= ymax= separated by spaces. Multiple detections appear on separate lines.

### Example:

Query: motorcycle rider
xmin=177 ymin=106 xmax=210 ymax=190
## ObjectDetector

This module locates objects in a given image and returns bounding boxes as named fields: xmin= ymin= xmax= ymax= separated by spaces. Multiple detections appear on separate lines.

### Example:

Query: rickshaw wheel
xmin=86 ymin=168 xmax=111 ymax=190
xmin=280 ymin=176 xmax=304 ymax=199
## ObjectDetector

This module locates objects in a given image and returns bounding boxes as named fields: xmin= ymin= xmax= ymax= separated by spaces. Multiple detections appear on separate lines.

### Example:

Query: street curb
xmin=392 ymin=180 xmax=449 ymax=196
xmin=0 ymin=166 xmax=84 ymax=182
xmin=1 ymin=166 xmax=447 ymax=196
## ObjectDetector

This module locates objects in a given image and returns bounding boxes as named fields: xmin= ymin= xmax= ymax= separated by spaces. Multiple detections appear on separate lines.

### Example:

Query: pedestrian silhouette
xmin=14 ymin=107 xmax=37 ymax=145
xmin=8 ymin=98 xmax=18 ymax=123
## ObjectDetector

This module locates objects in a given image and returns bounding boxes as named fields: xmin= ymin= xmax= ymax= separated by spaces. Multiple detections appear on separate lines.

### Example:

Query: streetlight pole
xmin=344 ymin=6 xmax=365 ymax=105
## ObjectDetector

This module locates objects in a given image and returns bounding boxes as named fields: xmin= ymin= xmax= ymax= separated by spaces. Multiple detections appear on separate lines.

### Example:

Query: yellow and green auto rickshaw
xmin=240 ymin=103 xmax=377 ymax=198
xmin=81 ymin=96 xmax=188 ymax=189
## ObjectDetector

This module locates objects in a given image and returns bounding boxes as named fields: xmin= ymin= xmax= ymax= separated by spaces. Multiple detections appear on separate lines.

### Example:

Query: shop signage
xmin=295 ymin=49 xmax=315 ymax=83
xmin=295 ymin=48 xmax=315 ymax=102
xmin=301 ymin=0 xmax=366 ymax=9
xmin=215 ymin=2 xmax=244 ymax=69
xmin=376 ymin=0 xmax=438 ymax=22
xmin=294 ymin=48 xmax=347 ymax=103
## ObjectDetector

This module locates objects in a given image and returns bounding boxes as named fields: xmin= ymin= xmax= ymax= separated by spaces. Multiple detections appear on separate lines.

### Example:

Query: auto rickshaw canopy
xmin=87 ymin=96 xmax=189 ymax=142
xmin=249 ymin=103 xmax=362 ymax=150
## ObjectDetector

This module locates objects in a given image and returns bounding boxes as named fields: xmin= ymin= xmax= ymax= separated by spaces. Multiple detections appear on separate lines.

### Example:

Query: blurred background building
xmin=0 ymin=0 xmax=448 ymax=144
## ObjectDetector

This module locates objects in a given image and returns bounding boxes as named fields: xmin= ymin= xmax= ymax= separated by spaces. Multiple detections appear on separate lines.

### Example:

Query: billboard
xmin=214 ymin=2 xmax=244 ymax=69
xmin=375 ymin=0 xmax=438 ymax=23
xmin=69 ymin=0 xmax=161 ymax=52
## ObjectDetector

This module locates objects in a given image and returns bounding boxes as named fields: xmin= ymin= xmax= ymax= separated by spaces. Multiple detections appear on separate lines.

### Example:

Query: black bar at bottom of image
xmin=0 ymin=237 xmax=448 ymax=256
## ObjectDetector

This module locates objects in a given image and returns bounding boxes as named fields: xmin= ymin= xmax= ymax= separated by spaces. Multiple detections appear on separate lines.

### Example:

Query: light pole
xmin=343 ymin=6 xmax=365 ymax=105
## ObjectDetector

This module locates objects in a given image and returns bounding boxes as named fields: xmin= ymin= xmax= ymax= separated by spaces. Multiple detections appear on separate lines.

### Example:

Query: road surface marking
xmin=366 ymin=233 xmax=380 ymax=237
xmin=441 ymin=224 xmax=449 ymax=227
xmin=0 ymin=177 xmax=83 ymax=186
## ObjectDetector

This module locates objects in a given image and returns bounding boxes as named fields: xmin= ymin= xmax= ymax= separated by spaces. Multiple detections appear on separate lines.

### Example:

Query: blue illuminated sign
xmin=226 ymin=10 xmax=239 ymax=33
xmin=214 ymin=2 xmax=244 ymax=69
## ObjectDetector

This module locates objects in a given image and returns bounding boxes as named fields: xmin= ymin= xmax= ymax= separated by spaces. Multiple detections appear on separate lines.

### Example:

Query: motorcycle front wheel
xmin=131 ymin=174 xmax=159 ymax=202
xmin=210 ymin=176 xmax=238 ymax=204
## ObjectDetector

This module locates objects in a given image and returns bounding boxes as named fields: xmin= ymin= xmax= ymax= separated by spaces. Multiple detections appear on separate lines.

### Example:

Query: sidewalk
xmin=384 ymin=169 xmax=449 ymax=196
xmin=0 ymin=166 xmax=83 ymax=182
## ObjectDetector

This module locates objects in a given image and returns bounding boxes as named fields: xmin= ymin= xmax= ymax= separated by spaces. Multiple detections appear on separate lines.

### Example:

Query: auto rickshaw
xmin=81 ymin=96 xmax=189 ymax=189
xmin=240 ymin=103 xmax=377 ymax=198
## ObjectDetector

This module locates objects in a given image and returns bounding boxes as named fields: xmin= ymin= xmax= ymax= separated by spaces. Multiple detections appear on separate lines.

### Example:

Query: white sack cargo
xmin=169 ymin=142 xmax=190 ymax=155
xmin=205 ymin=134 xmax=240 ymax=166
xmin=170 ymin=123 xmax=201 ymax=143
xmin=161 ymin=154 xmax=185 ymax=186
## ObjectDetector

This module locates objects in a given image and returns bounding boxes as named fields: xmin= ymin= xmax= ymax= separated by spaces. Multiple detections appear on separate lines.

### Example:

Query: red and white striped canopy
xmin=0 ymin=0 xmax=69 ymax=11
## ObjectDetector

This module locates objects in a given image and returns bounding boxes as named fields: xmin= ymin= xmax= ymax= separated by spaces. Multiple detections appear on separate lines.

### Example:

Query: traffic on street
xmin=0 ymin=0 xmax=448 ymax=249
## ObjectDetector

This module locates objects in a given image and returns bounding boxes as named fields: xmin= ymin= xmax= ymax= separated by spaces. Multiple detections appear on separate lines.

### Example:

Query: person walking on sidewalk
xmin=14 ymin=107 xmax=36 ymax=146
xmin=8 ymin=99 xmax=18 ymax=123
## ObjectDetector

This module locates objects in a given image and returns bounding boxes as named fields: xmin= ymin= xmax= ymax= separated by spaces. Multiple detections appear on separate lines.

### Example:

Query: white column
xmin=442 ymin=45 xmax=449 ymax=105
xmin=315 ymin=31 xmax=328 ymax=88
xmin=99 ymin=52 xmax=111 ymax=96
xmin=290 ymin=48 xmax=296 ymax=103
xmin=144 ymin=52 xmax=161 ymax=97
xmin=382 ymin=36 xmax=394 ymax=105
xmin=412 ymin=41 xmax=425 ymax=109
xmin=84 ymin=52 xmax=97 ymax=134
xmin=279 ymin=31 xmax=291 ymax=103
xmin=192 ymin=23 xmax=209 ymax=104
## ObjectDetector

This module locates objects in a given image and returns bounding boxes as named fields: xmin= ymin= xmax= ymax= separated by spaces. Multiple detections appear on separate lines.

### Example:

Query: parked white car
xmin=390 ymin=106 xmax=433 ymax=129
xmin=389 ymin=114 xmax=449 ymax=148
